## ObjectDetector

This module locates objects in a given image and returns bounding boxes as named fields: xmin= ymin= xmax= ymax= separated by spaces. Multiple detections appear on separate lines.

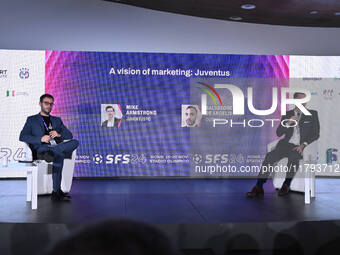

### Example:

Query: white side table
xmin=0 ymin=162 xmax=38 ymax=210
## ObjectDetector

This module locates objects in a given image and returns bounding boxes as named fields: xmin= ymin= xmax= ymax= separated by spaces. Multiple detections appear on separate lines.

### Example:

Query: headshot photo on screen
xmin=101 ymin=104 xmax=123 ymax=127
xmin=181 ymin=105 xmax=202 ymax=127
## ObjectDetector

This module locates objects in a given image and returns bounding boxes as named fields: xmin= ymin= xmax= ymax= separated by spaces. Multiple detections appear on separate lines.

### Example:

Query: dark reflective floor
xmin=0 ymin=178 xmax=339 ymax=224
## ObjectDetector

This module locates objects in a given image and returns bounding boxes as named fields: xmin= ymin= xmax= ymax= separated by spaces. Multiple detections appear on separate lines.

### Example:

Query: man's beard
xmin=41 ymin=108 xmax=51 ymax=115
xmin=186 ymin=119 xmax=195 ymax=126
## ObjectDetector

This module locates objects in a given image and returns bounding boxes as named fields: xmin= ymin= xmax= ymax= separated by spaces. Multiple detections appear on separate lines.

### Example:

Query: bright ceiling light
xmin=241 ymin=4 xmax=256 ymax=10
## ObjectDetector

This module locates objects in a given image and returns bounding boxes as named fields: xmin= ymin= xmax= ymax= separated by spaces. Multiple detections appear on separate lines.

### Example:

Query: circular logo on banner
xmin=19 ymin=68 xmax=30 ymax=79
xmin=92 ymin=154 xmax=103 ymax=164
xmin=192 ymin=154 xmax=203 ymax=164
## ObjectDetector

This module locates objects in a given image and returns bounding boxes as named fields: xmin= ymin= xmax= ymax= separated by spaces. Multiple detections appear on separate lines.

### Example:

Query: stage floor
xmin=0 ymin=178 xmax=340 ymax=224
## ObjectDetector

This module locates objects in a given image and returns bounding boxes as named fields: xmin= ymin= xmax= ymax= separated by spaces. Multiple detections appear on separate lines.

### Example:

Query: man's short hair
xmin=106 ymin=105 xmax=114 ymax=111
xmin=293 ymin=92 xmax=306 ymax=99
xmin=40 ymin=94 xmax=54 ymax=102
xmin=186 ymin=105 xmax=197 ymax=114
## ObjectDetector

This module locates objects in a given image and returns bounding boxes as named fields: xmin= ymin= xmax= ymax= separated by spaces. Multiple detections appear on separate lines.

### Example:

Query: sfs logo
xmin=205 ymin=154 xmax=229 ymax=164
xmin=191 ymin=154 xmax=244 ymax=164
xmin=92 ymin=154 xmax=130 ymax=164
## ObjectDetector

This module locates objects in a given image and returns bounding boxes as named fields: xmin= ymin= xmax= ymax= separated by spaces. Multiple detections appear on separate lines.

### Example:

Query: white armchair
xmin=269 ymin=139 xmax=318 ymax=204
xmin=19 ymin=141 xmax=77 ymax=195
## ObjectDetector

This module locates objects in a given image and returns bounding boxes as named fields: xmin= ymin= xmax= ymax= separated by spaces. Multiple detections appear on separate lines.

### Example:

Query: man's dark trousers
xmin=37 ymin=139 xmax=79 ymax=192
xmin=257 ymin=141 xmax=303 ymax=187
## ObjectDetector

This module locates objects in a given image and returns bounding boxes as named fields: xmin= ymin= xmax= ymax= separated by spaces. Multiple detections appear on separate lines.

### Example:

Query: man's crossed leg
xmin=247 ymin=141 xmax=302 ymax=198
xmin=37 ymin=139 xmax=79 ymax=201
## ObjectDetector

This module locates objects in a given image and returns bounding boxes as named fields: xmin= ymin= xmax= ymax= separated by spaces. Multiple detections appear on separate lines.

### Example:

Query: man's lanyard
xmin=41 ymin=116 xmax=52 ymax=131
xmin=41 ymin=115 xmax=58 ymax=146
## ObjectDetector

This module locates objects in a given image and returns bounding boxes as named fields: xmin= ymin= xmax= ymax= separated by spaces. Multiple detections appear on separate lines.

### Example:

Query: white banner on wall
xmin=0 ymin=50 xmax=45 ymax=164
xmin=290 ymin=56 xmax=340 ymax=176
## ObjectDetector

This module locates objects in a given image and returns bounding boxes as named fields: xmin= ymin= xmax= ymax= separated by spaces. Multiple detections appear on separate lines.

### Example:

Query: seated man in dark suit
xmin=101 ymin=105 xmax=121 ymax=127
xmin=247 ymin=92 xmax=320 ymax=197
xmin=19 ymin=94 xmax=79 ymax=201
